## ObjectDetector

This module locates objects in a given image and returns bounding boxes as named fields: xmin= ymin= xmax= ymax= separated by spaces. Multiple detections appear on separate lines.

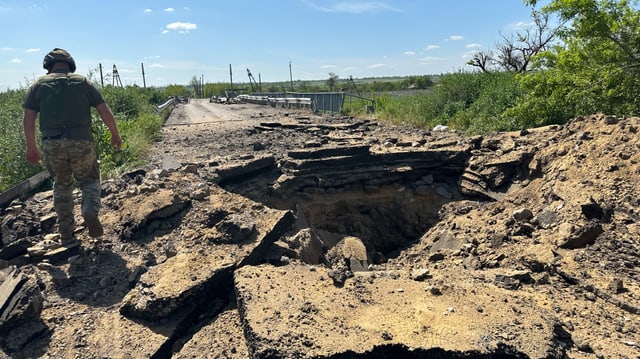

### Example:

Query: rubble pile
xmin=0 ymin=104 xmax=638 ymax=358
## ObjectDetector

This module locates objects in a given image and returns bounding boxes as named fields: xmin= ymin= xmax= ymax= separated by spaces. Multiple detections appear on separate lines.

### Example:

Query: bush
xmin=95 ymin=111 xmax=164 ymax=178
xmin=372 ymin=71 xmax=522 ymax=134
xmin=450 ymin=72 xmax=523 ymax=134
xmin=101 ymin=86 xmax=151 ymax=120
xmin=94 ymin=86 xmax=165 ymax=178
xmin=0 ymin=89 xmax=43 ymax=192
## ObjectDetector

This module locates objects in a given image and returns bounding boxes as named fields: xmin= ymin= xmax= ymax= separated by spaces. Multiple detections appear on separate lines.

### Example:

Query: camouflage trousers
xmin=42 ymin=139 xmax=101 ymax=239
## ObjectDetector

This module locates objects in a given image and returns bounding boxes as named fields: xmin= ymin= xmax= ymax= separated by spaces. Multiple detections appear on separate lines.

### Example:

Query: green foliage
xmin=512 ymin=0 xmax=640 ymax=122
xmin=164 ymin=84 xmax=190 ymax=97
xmin=144 ymin=87 xmax=170 ymax=105
xmin=94 ymin=111 xmax=164 ymax=178
xmin=369 ymin=72 xmax=521 ymax=134
xmin=0 ymin=89 xmax=43 ymax=192
xmin=400 ymin=75 xmax=434 ymax=89
xmin=326 ymin=73 xmax=339 ymax=92
xmin=93 ymin=86 xmax=165 ymax=178
xmin=203 ymin=82 xmax=230 ymax=97
xmin=100 ymin=86 xmax=148 ymax=119
xmin=450 ymin=72 xmax=524 ymax=133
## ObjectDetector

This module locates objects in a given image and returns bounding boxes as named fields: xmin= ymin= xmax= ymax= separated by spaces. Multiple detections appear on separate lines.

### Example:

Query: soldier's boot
xmin=59 ymin=226 xmax=79 ymax=247
xmin=81 ymin=180 xmax=103 ymax=238
xmin=83 ymin=212 xmax=103 ymax=238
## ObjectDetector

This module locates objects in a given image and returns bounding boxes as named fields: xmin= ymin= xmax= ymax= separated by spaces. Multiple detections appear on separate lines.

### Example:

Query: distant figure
xmin=22 ymin=48 xmax=122 ymax=244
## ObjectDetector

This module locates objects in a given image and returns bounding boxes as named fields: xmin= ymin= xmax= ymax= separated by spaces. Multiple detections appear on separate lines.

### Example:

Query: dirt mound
xmin=1 ymin=102 xmax=638 ymax=358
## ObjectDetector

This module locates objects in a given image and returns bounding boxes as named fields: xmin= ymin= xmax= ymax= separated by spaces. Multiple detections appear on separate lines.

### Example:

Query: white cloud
xmin=165 ymin=22 xmax=197 ymax=33
xmin=449 ymin=35 xmax=464 ymax=41
xmin=149 ymin=63 xmax=164 ymax=68
xmin=164 ymin=7 xmax=175 ymax=12
xmin=144 ymin=8 xmax=152 ymax=13
xmin=10 ymin=58 xmax=21 ymax=64
xmin=425 ymin=45 xmax=440 ymax=51
xmin=465 ymin=43 xmax=482 ymax=49
xmin=161 ymin=29 xmax=169 ymax=35
xmin=403 ymin=51 xmax=416 ymax=56
xmin=1 ymin=47 xmax=13 ymax=52
xmin=25 ymin=48 xmax=40 ymax=53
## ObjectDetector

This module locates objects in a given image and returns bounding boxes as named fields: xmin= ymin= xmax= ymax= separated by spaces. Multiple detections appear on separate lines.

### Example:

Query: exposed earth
xmin=1 ymin=99 xmax=639 ymax=358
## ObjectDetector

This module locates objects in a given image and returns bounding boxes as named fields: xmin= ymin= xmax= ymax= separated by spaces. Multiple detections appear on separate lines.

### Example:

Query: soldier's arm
xmin=95 ymin=103 xmax=122 ymax=150
xmin=23 ymin=108 xmax=41 ymax=164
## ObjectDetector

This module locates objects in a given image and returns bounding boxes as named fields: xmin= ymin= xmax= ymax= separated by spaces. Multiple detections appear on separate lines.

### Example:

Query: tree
xmin=203 ymin=82 xmax=229 ymax=98
xmin=190 ymin=76 xmax=203 ymax=98
xmin=468 ymin=11 xmax=559 ymax=73
xmin=467 ymin=51 xmax=495 ymax=73
xmin=326 ymin=73 xmax=339 ymax=92
xmin=401 ymin=75 xmax=434 ymax=89
xmin=164 ymin=84 xmax=189 ymax=97
xmin=508 ymin=0 xmax=640 ymax=125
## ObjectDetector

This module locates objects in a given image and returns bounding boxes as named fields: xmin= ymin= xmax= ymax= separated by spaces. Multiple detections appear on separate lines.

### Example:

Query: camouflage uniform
xmin=22 ymin=48 xmax=112 ymax=240
xmin=40 ymin=139 xmax=101 ymax=239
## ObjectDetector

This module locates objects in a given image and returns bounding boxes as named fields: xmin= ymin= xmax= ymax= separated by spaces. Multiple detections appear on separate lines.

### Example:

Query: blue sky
xmin=0 ymin=1 xmax=547 ymax=89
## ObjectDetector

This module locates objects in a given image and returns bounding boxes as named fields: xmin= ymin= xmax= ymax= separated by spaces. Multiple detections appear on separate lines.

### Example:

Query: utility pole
xmin=99 ymin=63 xmax=104 ymax=87
xmin=141 ymin=63 xmax=146 ymax=88
xmin=229 ymin=64 xmax=233 ymax=90
xmin=289 ymin=61 xmax=294 ymax=92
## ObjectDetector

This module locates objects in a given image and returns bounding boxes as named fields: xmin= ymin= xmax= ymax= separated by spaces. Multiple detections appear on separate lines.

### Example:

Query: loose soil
xmin=1 ymin=99 xmax=639 ymax=358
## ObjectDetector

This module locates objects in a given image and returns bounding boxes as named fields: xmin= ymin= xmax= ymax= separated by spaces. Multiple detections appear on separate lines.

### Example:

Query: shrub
xmin=0 ymin=89 xmax=43 ymax=192
xmin=371 ymin=71 xmax=522 ymax=134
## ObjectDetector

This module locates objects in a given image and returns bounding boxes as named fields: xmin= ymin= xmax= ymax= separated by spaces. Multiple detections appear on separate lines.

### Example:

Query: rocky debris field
xmin=1 ymin=100 xmax=639 ymax=358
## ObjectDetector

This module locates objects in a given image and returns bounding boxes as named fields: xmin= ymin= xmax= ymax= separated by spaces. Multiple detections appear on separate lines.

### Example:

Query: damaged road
xmin=1 ymin=99 xmax=639 ymax=358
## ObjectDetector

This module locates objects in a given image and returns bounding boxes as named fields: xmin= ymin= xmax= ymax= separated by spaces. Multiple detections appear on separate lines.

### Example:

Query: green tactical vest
xmin=35 ymin=73 xmax=94 ymax=131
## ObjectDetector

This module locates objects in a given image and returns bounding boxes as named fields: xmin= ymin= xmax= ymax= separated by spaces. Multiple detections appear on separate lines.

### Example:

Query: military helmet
xmin=42 ymin=48 xmax=76 ymax=73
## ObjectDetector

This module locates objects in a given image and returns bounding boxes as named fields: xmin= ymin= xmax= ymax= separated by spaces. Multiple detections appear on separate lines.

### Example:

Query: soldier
xmin=22 ymin=48 xmax=122 ymax=245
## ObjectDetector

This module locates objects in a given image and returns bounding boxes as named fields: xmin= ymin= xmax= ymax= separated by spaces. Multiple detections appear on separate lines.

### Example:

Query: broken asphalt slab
xmin=234 ymin=263 xmax=565 ymax=358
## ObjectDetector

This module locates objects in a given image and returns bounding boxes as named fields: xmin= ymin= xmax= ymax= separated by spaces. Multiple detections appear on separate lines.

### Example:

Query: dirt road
xmin=165 ymin=99 xmax=262 ymax=126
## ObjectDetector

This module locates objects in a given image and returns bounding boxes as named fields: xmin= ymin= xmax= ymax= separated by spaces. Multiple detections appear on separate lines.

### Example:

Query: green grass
xmin=0 ymin=89 xmax=44 ymax=193
xmin=345 ymin=72 xmax=529 ymax=135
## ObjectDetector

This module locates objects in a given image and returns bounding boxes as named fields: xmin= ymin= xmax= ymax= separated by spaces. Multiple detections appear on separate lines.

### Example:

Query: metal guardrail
xmin=238 ymin=95 xmax=316 ymax=111
xmin=155 ymin=97 xmax=176 ymax=112
xmin=237 ymin=95 xmax=270 ymax=105
xmin=244 ymin=92 xmax=347 ymax=113
xmin=157 ymin=96 xmax=190 ymax=112
xmin=269 ymin=97 xmax=313 ymax=107
xmin=0 ymin=171 xmax=50 ymax=208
